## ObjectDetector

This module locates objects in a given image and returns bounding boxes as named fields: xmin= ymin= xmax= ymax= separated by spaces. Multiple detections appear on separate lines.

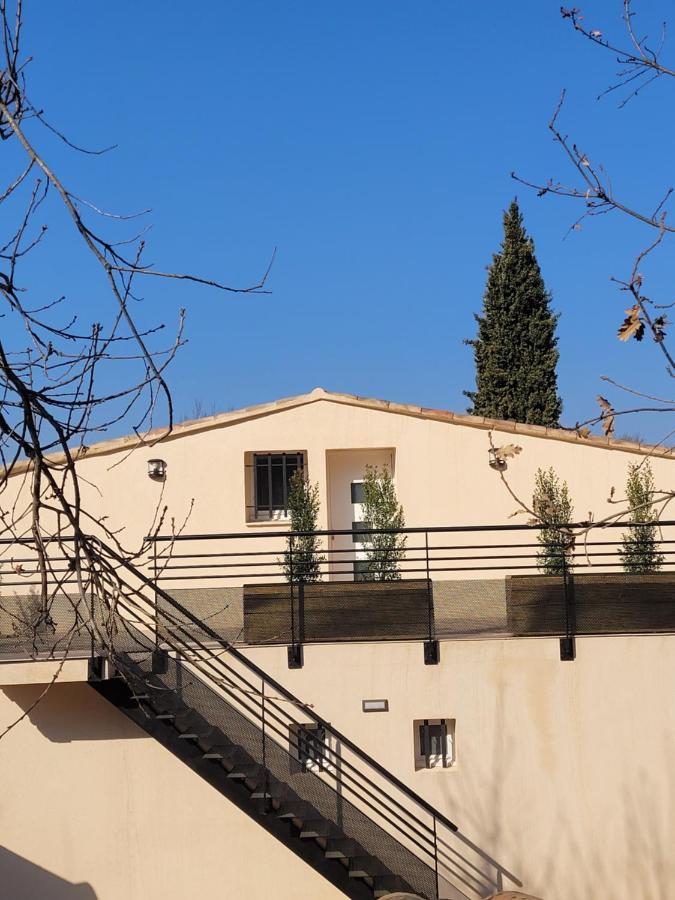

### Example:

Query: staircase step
xmin=174 ymin=710 xmax=212 ymax=733
xmin=299 ymin=819 xmax=343 ymax=839
xmin=324 ymin=837 xmax=366 ymax=860
xmin=146 ymin=692 xmax=180 ymax=713
xmin=372 ymin=875 xmax=413 ymax=897
xmin=195 ymin=729 xmax=230 ymax=754
xmin=227 ymin=763 xmax=266 ymax=780
xmin=349 ymin=856 xmax=391 ymax=878
xmin=275 ymin=800 xmax=318 ymax=821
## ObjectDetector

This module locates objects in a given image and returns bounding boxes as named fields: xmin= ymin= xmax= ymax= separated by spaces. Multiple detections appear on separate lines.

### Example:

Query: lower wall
xmin=241 ymin=634 xmax=675 ymax=900
xmin=0 ymin=682 xmax=346 ymax=900
xmin=1 ymin=634 xmax=673 ymax=900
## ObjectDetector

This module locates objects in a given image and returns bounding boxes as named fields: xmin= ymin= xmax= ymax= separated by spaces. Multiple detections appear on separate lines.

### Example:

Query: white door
xmin=326 ymin=449 xmax=394 ymax=581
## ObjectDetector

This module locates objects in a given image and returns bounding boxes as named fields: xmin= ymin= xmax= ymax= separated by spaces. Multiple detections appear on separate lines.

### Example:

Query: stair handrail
xmin=94 ymin=533 xmax=460 ymax=836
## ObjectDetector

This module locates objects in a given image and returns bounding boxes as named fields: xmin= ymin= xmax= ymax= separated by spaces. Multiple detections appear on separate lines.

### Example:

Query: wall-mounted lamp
xmin=487 ymin=447 xmax=506 ymax=471
xmin=147 ymin=458 xmax=167 ymax=481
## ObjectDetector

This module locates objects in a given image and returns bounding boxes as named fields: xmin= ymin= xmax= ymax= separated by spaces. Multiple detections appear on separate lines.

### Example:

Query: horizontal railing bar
xmin=152 ymin=559 xmax=675 ymax=582
xmin=146 ymin=520 xmax=675 ymax=541
xmin=154 ymin=546 xmax=675 ymax=573
xmin=154 ymin=538 xmax=675 ymax=563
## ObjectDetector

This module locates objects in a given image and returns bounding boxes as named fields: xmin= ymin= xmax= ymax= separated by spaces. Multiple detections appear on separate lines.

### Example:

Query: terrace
xmin=2 ymin=521 xmax=674 ymax=666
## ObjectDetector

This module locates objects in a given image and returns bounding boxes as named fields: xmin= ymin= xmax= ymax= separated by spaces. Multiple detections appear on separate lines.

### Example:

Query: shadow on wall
xmin=436 ymin=661 xmax=675 ymax=900
xmin=0 ymin=846 xmax=97 ymax=899
xmin=1 ymin=682 xmax=145 ymax=742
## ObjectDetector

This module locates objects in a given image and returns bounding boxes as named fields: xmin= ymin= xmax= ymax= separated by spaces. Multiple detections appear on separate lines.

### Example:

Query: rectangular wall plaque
xmin=362 ymin=699 xmax=389 ymax=713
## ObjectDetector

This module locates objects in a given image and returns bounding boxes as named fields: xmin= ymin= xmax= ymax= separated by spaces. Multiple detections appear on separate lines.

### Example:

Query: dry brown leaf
xmin=618 ymin=305 xmax=645 ymax=342
xmin=576 ymin=426 xmax=592 ymax=439
xmin=496 ymin=444 xmax=522 ymax=459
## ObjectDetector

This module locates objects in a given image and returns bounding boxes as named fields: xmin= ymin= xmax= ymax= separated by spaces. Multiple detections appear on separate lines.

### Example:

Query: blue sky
xmin=14 ymin=2 xmax=675 ymax=441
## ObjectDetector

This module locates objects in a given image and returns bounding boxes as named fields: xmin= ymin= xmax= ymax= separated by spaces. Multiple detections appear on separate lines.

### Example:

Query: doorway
xmin=326 ymin=449 xmax=395 ymax=581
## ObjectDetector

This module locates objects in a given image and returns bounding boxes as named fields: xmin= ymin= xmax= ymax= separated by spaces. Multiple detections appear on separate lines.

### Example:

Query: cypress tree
xmin=620 ymin=461 xmax=664 ymax=574
xmin=283 ymin=470 xmax=325 ymax=583
xmin=532 ymin=467 xmax=574 ymax=575
xmin=361 ymin=466 xmax=407 ymax=582
xmin=465 ymin=200 xmax=562 ymax=426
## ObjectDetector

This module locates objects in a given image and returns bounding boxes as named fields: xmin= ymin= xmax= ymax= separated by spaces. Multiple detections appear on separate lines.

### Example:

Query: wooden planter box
xmin=243 ymin=579 xmax=432 ymax=645
xmin=506 ymin=572 xmax=675 ymax=636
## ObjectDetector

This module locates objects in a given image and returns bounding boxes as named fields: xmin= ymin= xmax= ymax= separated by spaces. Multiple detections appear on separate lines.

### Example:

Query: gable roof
xmin=8 ymin=387 xmax=674 ymax=475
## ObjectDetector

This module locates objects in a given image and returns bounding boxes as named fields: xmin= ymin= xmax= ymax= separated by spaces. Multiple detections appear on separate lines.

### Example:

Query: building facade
xmin=1 ymin=388 xmax=674 ymax=900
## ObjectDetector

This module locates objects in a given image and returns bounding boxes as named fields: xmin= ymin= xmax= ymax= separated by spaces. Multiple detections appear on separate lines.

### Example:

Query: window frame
xmin=252 ymin=451 xmax=304 ymax=521
xmin=414 ymin=718 xmax=455 ymax=770
xmin=290 ymin=722 xmax=330 ymax=773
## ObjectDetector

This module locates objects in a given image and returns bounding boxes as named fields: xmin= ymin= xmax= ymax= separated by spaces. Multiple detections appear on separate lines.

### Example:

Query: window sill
xmin=245 ymin=518 xmax=292 ymax=528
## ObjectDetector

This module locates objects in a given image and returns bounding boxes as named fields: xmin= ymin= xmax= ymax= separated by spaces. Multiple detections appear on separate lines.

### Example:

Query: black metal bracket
xmin=559 ymin=636 xmax=576 ymax=661
xmin=423 ymin=640 xmax=440 ymax=666
xmin=152 ymin=648 xmax=169 ymax=674
xmin=87 ymin=656 xmax=106 ymax=681
xmin=287 ymin=643 xmax=304 ymax=669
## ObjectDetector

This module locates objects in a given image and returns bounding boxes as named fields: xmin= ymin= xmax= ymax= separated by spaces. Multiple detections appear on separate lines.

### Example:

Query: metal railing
xmin=2 ymin=521 xmax=674 ymax=659
xmin=145 ymin=520 xmax=675 ymax=652
xmin=147 ymin=519 xmax=675 ymax=578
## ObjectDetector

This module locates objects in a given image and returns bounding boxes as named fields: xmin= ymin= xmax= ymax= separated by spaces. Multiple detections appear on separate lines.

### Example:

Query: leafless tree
xmin=490 ymin=2 xmax=675 ymax=541
xmin=0 ymin=0 xmax=272 ymax=730
xmin=513 ymin=2 xmax=675 ymax=445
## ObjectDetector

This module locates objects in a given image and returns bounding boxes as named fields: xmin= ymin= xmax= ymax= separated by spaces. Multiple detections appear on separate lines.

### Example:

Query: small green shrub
xmin=283 ymin=470 xmax=325 ymax=583
xmin=620 ymin=461 xmax=664 ymax=574
xmin=361 ymin=466 xmax=407 ymax=581
xmin=533 ymin=467 xmax=574 ymax=576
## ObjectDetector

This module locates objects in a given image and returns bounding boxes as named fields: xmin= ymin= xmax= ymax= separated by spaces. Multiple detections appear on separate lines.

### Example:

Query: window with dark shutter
xmin=253 ymin=452 xmax=304 ymax=519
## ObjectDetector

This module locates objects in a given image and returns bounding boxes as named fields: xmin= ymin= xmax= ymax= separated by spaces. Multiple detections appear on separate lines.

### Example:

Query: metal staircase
xmin=86 ymin=546 xmax=511 ymax=900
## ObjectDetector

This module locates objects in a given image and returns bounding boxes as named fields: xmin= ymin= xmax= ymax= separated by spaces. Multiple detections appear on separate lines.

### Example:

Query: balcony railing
xmin=1 ymin=521 xmax=675 ymax=662
xmin=145 ymin=521 xmax=675 ymax=660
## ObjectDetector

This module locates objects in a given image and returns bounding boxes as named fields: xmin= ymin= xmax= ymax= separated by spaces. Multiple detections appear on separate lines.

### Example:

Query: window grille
xmin=415 ymin=719 xmax=454 ymax=769
xmin=253 ymin=452 xmax=303 ymax=519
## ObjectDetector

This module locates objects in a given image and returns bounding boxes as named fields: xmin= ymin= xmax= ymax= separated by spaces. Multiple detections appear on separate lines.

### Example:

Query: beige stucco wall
xmin=1 ymin=634 xmax=672 ymax=899
xmin=238 ymin=634 xmax=675 ymax=900
xmin=0 ymin=680 xmax=346 ymax=900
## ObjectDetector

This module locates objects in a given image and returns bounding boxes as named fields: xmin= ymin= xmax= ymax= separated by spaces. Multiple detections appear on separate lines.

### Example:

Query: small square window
xmin=290 ymin=723 xmax=329 ymax=772
xmin=351 ymin=481 xmax=365 ymax=504
xmin=414 ymin=719 xmax=455 ymax=770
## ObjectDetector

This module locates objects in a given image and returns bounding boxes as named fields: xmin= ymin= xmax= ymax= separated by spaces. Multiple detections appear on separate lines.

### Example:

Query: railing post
xmin=287 ymin=536 xmax=303 ymax=668
xmin=560 ymin=541 xmax=576 ymax=661
xmin=87 ymin=563 xmax=105 ymax=681
xmin=152 ymin=541 xmax=158 ymax=651
xmin=424 ymin=530 xmax=440 ymax=665
xmin=433 ymin=814 xmax=440 ymax=900
xmin=261 ymin=678 xmax=270 ymax=814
